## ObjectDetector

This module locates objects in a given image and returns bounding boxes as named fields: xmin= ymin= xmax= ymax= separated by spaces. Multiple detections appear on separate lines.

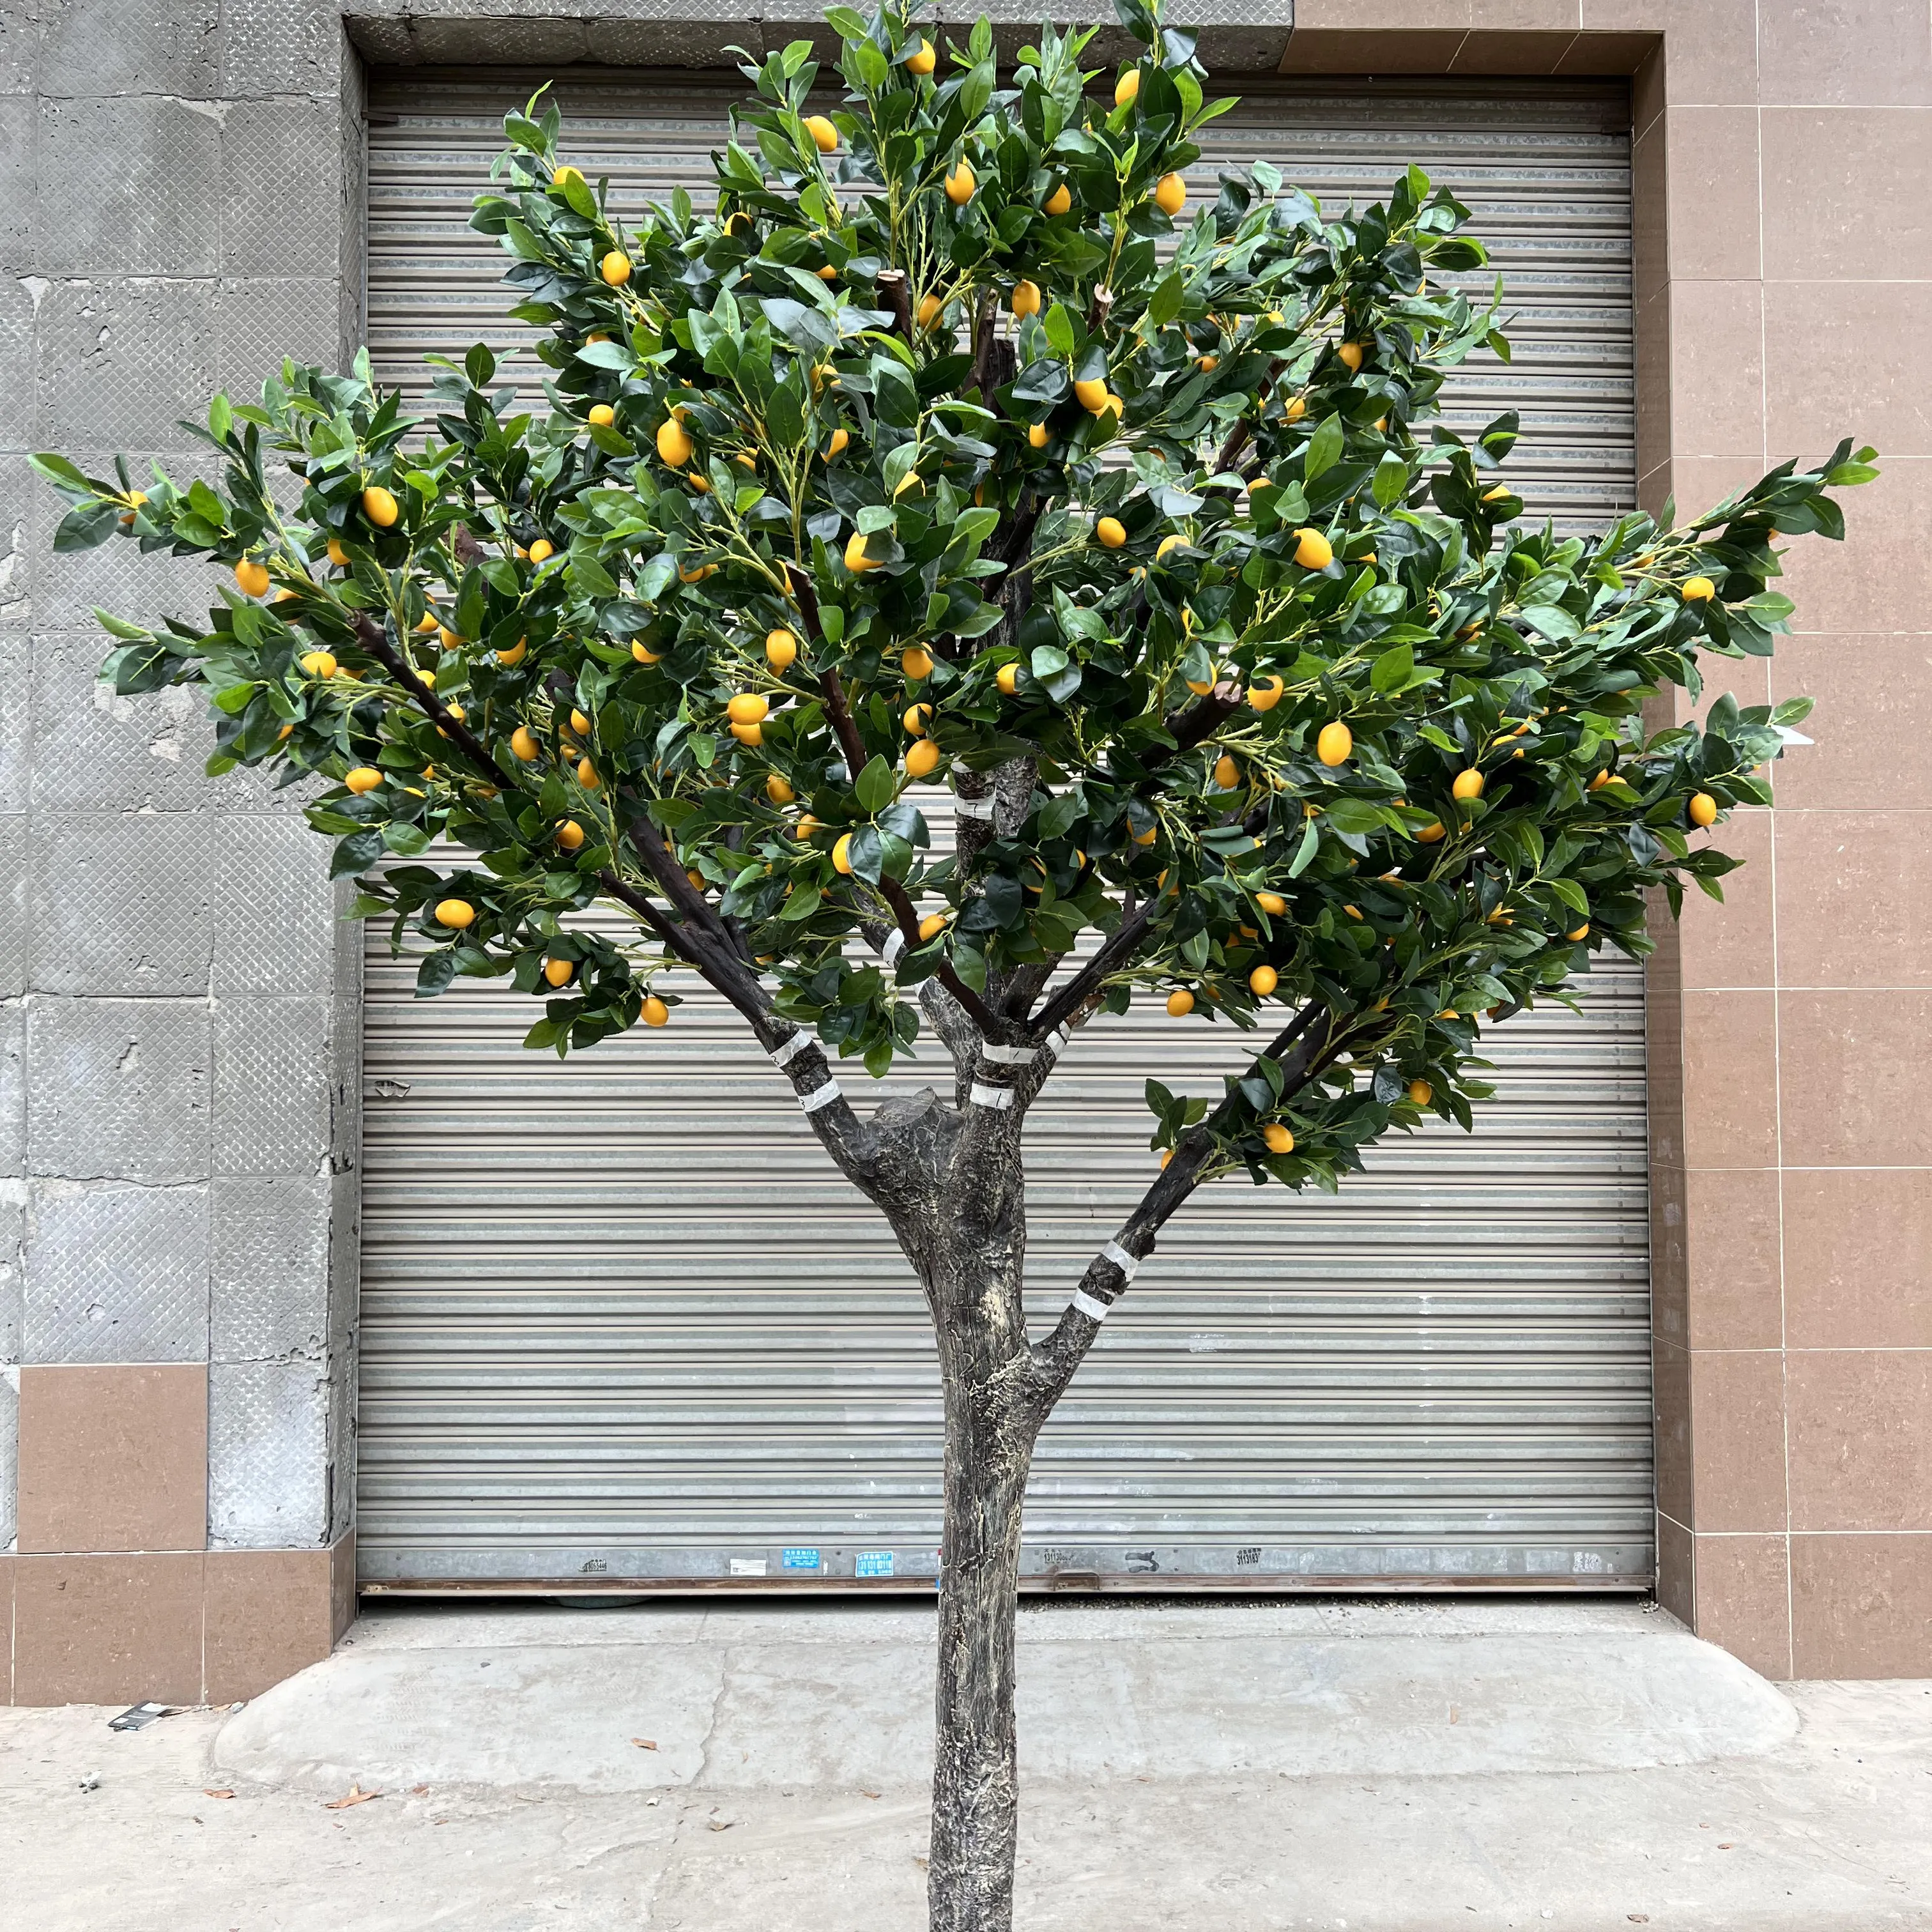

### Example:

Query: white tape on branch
xmin=981 ymin=1043 xmax=1036 ymax=1067
xmin=1041 ymin=1025 xmax=1070 ymax=1061
xmin=769 ymin=1032 xmax=814 ymax=1069
xmin=954 ymin=793 xmax=996 ymax=820
xmin=1099 ymin=1239 xmax=1139 ymax=1280
xmin=799 ymin=1080 xmax=843 ymax=1113
xmin=881 ymin=929 xmax=907 ymax=967
xmin=969 ymin=1082 xmax=1015 ymax=1110
xmin=1070 ymin=1288 xmax=1113 ymax=1322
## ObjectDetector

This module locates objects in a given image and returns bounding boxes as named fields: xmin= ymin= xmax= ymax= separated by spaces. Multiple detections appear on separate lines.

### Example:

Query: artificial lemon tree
xmin=38 ymin=1 xmax=1869 ymax=1922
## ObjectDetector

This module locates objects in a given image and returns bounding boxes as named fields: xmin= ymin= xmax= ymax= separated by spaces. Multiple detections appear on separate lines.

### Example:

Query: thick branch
xmin=1027 ymin=899 xmax=1154 ymax=1039
xmin=1167 ymin=679 xmax=1245 ymax=754
xmin=875 ymin=268 xmax=914 ymax=343
xmin=1023 ymin=999 xmax=1334 ymax=1408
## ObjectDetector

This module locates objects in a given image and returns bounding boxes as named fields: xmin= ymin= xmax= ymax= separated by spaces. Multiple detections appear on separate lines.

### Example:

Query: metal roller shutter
xmin=357 ymin=70 xmax=1648 ymax=1593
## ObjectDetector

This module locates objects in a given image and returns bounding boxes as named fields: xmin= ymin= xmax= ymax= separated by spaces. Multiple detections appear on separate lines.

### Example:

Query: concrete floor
xmin=4 ymin=1596 xmax=1929 ymax=1931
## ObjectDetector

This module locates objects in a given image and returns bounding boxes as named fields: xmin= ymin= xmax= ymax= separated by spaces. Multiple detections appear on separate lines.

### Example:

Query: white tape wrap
xmin=981 ymin=1043 xmax=1036 ymax=1067
xmin=799 ymin=1080 xmax=843 ymax=1113
xmin=1041 ymin=1025 xmax=1070 ymax=1061
xmin=769 ymin=1031 xmax=814 ymax=1069
xmin=954 ymin=793 xmax=996 ymax=820
xmin=1099 ymin=1238 xmax=1139 ymax=1280
xmin=881 ymin=928 xmax=907 ymax=967
xmin=969 ymin=1081 xmax=1015 ymax=1110
xmin=1070 ymin=1287 xmax=1113 ymax=1322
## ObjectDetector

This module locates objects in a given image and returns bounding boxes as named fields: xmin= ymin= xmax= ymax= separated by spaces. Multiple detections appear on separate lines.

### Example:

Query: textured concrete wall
xmin=0 ymin=0 xmax=364 ymax=1701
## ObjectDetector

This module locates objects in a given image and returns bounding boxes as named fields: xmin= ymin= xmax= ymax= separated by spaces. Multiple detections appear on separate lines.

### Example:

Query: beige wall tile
xmin=1690 ymin=1349 xmax=1791 ymax=1531
xmin=1770 ymin=638 xmax=1932 ymax=811
xmin=1791 ymin=1532 xmax=1932 ymax=1676
xmin=1584 ymin=0 xmax=1756 ymax=103
xmin=1679 ymin=989 xmax=1779 ymax=1168
xmin=15 ymin=1365 xmax=208 ymax=1557
xmin=13 ymin=1553 xmax=204 ymax=1706
xmin=1777 ymin=990 xmax=1932 ymax=1164
xmin=204 ymin=1549 xmax=335 ymax=1703
xmin=1788 ymin=1349 xmax=1932 ymax=1530
xmin=1761 ymin=109 xmax=1932 ymax=281
xmin=1776 ymin=459 xmax=1932 ymax=636
xmin=1667 ymin=453 xmax=1781 ymax=533
xmin=1690 ymin=1533 xmax=1793 ymax=1677
xmin=1632 ymin=117 xmax=1669 ymax=306
xmin=1667 ymin=279 xmax=1765 ymax=459
xmin=1684 ymin=1166 xmax=1785 ymax=1351
xmin=1662 ymin=107 xmax=1763 ymax=284
xmin=1783 ymin=1168 xmax=1932 ymax=1350
xmin=1650 ymin=1158 xmax=1689 ymax=1347
xmin=1756 ymin=0 xmax=1932 ymax=108
xmin=1291 ymin=0 xmax=1471 ymax=26
xmin=1634 ymin=286 xmax=1672 ymax=475
xmin=1676 ymin=808 xmax=1773 ymax=990
xmin=1764 ymin=282 xmax=1932 ymax=462
xmin=1469 ymin=0 xmax=1581 ymax=26
xmin=1774 ymin=811 xmax=1932 ymax=989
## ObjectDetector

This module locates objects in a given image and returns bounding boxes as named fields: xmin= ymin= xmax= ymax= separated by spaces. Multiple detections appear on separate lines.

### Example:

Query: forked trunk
xmin=927 ymin=1356 xmax=1036 ymax=1932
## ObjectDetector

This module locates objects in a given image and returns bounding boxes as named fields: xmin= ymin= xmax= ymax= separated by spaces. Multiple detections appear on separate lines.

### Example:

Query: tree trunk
xmin=928 ymin=1351 xmax=1034 ymax=1932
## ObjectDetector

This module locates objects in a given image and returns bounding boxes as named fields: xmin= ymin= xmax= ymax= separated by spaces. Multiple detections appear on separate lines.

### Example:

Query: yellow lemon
xmin=906 ymin=737 xmax=942 ymax=778
xmin=945 ymin=160 xmax=976 ymax=204
xmin=510 ymin=726 xmax=540 ymax=761
xmin=765 ymin=627 xmax=799 ymax=671
xmin=632 ymin=639 xmax=665 ymax=665
xmin=600 ymin=250 xmax=632 ymax=286
xmin=1045 ymin=183 xmax=1072 ymax=215
xmin=300 ymin=649 xmax=337 ymax=678
xmin=1262 ymin=1123 xmax=1294 ymax=1154
xmin=1293 ymin=528 xmax=1333 ymax=569
xmin=1689 ymin=791 xmax=1719 ymax=827
xmin=1249 ymin=963 xmax=1278 ymax=997
xmin=1011 ymin=279 xmax=1042 ymax=319
xmin=643 ymin=994 xmax=670 ymax=1027
xmin=1165 ymin=988 xmax=1194 ymax=1017
xmin=766 ymin=773 xmax=796 ymax=806
xmin=1415 ymin=820 xmax=1446 ymax=843
xmin=729 ymin=721 xmax=763 ymax=746
xmin=1452 ymin=769 xmax=1485 ymax=802
xmin=1154 ymin=171 xmax=1188 ymax=215
xmin=528 ymin=538 xmax=555 ymax=564
xmin=587 ymin=402 xmax=616 ymax=427
xmin=362 ymin=485 xmax=399 ymax=528
xmin=805 ymin=115 xmax=839 ymax=153
xmin=995 ymin=662 xmax=1019 ymax=695
xmin=902 ymin=645 xmax=933 ymax=680
xmin=343 ymin=767 xmax=382 ymax=795
xmin=1248 ymin=675 xmax=1284 ymax=712
xmin=553 ymin=820 xmax=586 ymax=853
xmin=1156 ymin=533 xmax=1184 ymax=563
xmin=1096 ymin=516 xmax=1127 ymax=549
xmin=1567 ymin=923 xmax=1590 ymax=942
xmin=824 ymin=427 xmax=850 ymax=460
xmin=919 ymin=912 xmax=948 ymax=941
xmin=1337 ymin=341 xmax=1364 ymax=372
xmin=434 ymin=898 xmax=475 ymax=930
xmin=326 ymin=537 xmax=350 ymax=567
xmin=553 ymin=164 xmax=581 ymax=188
xmin=1115 ymin=68 xmax=1140 ymax=107
xmin=656 ymin=418 xmax=694 ymax=468
xmin=1213 ymin=753 xmax=1239 ymax=789
xmin=234 ymin=558 xmax=271 ymax=598
xmin=544 ymin=958 xmax=574 ymax=988
xmin=1407 ymin=1078 xmax=1433 ymax=1107
xmin=1028 ymin=422 xmax=1050 ymax=449
xmin=902 ymin=702 xmax=933 ymax=736
xmin=1283 ymin=395 xmax=1307 ymax=423
xmin=832 ymin=832 xmax=854 ymax=875
xmin=577 ymin=756 xmax=600 ymax=789
xmin=1074 ymin=376 xmax=1110 ymax=413
xmin=1255 ymin=891 xmax=1287 ymax=916
xmin=1316 ymin=721 xmax=1353 ymax=767
xmin=907 ymin=37 xmax=936 ymax=75
xmin=1683 ymin=576 xmax=1717 ymax=602
xmin=916 ymin=293 xmax=944 ymax=332
xmin=496 ymin=637 xmax=528 ymax=666
xmin=727 ymin=693 xmax=769 ymax=726
xmin=844 ymin=529 xmax=880 ymax=573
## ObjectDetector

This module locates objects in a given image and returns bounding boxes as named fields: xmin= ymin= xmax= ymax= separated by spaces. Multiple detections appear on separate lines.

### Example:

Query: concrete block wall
xmin=0 ymin=0 xmax=364 ymax=1705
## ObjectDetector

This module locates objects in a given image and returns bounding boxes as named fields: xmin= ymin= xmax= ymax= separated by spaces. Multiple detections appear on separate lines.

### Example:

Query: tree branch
xmin=875 ymin=268 xmax=914 ymax=343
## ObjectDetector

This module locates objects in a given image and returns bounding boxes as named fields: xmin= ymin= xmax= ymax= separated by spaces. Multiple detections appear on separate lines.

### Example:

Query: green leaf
xmin=53 ymin=500 xmax=120 ymax=552
xmin=1372 ymin=450 xmax=1407 ymax=508
xmin=1285 ymin=818 xmax=1319 ymax=877
xmin=1370 ymin=642 xmax=1414 ymax=694
xmin=1304 ymin=414 xmax=1343 ymax=484
xmin=208 ymin=392 xmax=233 ymax=443
xmin=855 ymin=755 xmax=895 ymax=815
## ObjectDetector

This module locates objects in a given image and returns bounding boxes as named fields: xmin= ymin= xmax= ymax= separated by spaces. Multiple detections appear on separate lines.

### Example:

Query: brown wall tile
xmin=1770 ymin=638 xmax=1932 ymax=813
xmin=1782 ymin=1169 xmax=1932 ymax=1350
xmin=1653 ymin=1337 xmax=1692 ymax=1524
xmin=204 ymin=1549 xmax=335 ymax=1704
xmin=1468 ymin=0 xmax=1582 ymax=27
xmin=0 ymin=1557 xmax=12 ymax=1705
xmin=1676 ymin=808 xmax=1772 ymax=990
xmin=1763 ymin=282 xmax=1932 ymax=461
xmin=1632 ymin=118 xmax=1668 ymax=306
xmin=1679 ymin=990 xmax=1779 ymax=1169
xmin=1787 ymin=1349 xmax=1932 ymax=1531
xmin=1774 ymin=811 xmax=1932 ymax=990
xmin=1683 ymin=1167 xmax=1784 ymax=1351
xmin=1756 ymin=0 xmax=1932 ymax=108
xmin=1277 ymin=29 xmax=1473 ymax=72
xmin=1791 ymin=1533 xmax=1932 ymax=1676
xmin=1777 ymin=990 xmax=1932 ymax=1165
xmin=1450 ymin=30 xmax=1580 ymax=73
xmin=1586 ymin=0 xmax=1754 ymax=103
xmin=1556 ymin=29 xmax=1659 ymax=74
xmin=1691 ymin=1532 xmax=1792 ymax=1678
xmin=1656 ymin=1508 xmax=1695 ymax=1625
xmin=15 ymin=1365 xmax=207 ymax=1556
xmin=330 ymin=1529 xmax=358 ymax=1644
xmin=13 ymin=1554 xmax=204 ymax=1706
xmin=1777 ymin=462 xmax=1932 ymax=636
xmin=1761 ymin=109 xmax=1932 ymax=282
xmin=1690 ymin=1349 xmax=1790 ymax=1531
xmin=1650 ymin=1158 xmax=1688 ymax=1348
xmin=1634 ymin=286 xmax=1671 ymax=473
